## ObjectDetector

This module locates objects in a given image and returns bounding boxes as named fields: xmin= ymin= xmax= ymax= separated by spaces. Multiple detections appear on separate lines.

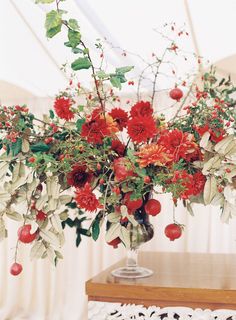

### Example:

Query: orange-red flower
xmin=158 ymin=129 xmax=199 ymax=162
xmin=54 ymin=97 xmax=74 ymax=120
xmin=130 ymin=101 xmax=153 ymax=118
xmin=75 ymin=183 xmax=101 ymax=212
xmin=136 ymin=144 xmax=173 ymax=167
xmin=127 ymin=116 xmax=157 ymax=143
xmin=109 ymin=108 xmax=128 ymax=131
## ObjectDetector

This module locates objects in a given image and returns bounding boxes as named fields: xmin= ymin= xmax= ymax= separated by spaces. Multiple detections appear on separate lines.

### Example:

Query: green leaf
xmin=68 ymin=29 xmax=81 ymax=48
xmin=110 ymin=76 xmax=121 ymax=89
xmin=45 ymin=10 xmax=62 ymax=38
xmin=68 ymin=19 xmax=80 ymax=31
xmin=49 ymin=110 xmax=55 ymax=119
xmin=76 ymin=233 xmax=81 ymax=247
xmin=71 ymin=57 xmax=92 ymax=71
xmin=96 ymin=70 xmax=108 ymax=79
xmin=30 ymin=142 xmax=50 ymax=153
xmin=76 ymin=118 xmax=85 ymax=132
xmin=116 ymin=66 xmax=134 ymax=74
xmin=11 ymin=138 xmax=22 ymax=156
xmin=92 ymin=219 xmax=100 ymax=241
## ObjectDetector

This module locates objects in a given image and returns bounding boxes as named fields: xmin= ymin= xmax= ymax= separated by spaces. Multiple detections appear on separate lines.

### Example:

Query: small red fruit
xmin=99 ymin=178 xmax=105 ymax=185
xmin=28 ymin=157 xmax=36 ymax=163
xmin=10 ymin=262 xmax=23 ymax=276
xmin=97 ymin=163 xmax=102 ymax=170
xmin=144 ymin=199 xmax=161 ymax=216
xmin=165 ymin=223 xmax=182 ymax=241
xmin=18 ymin=224 xmax=37 ymax=243
xmin=107 ymin=237 xmax=121 ymax=248
xmin=124 ymin=192 xmax=143 ymax=212
xmin=36 ymin=210 xmax=47 ymax=221
xmin=169 ymin=88 xmax=183 ymax=101
xmin=112 ymin=187 xmax=120 ymax=195
xmin=144 ymin=176 xmax=151 ymax=184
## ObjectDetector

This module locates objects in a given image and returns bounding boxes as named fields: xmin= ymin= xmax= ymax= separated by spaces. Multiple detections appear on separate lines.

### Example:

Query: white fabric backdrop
xmin=0 ymin=97 xmax=236 ymax=320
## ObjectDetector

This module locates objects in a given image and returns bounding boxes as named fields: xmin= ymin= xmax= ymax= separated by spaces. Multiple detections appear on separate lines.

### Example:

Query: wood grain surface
xmin=86 ymin=251 xmax=236 ymax=309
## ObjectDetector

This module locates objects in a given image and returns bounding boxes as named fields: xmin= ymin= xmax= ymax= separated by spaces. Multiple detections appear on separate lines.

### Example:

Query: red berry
xmin=97 ymin=163 xmax=102 ymax=170
xmin=18 ymin=224 xmax=37 ymax=244
xmin=169 ymin=88 xmax=183 ymax=101
xmin=144 ymin=176 xmax=151 ymax=184
xmin=165 ymin=223 xmax=182 ymax=241
xmin=28 ymin=157 xmax=36 ymax=163
xmin=36 ymin=210 xmax=47 ymax=221
xmin=124 ymin=192 xmax=143 ymax=212
xmin=107 ymin=237 xmax=121 ymax=248
xmin=99 ymin=178 xmax=105 ymax=185
xmin=144 ymin=199 xmax=161 ymax=216
xmin=112 ymin=187 xmax=120 ymax=195
xmin=10 ymin=262 xmax=23 ymax=276
xmin=44 ymin=137 xmax=53 ymax=144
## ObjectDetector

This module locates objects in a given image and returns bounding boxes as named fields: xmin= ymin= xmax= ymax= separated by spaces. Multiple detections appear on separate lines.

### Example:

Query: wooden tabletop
xmin=86 ymin=251 xmax=236 ymax=309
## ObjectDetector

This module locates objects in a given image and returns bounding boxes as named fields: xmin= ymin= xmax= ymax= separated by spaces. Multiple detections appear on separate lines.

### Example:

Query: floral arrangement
xmin=0 ymin=0 xmax=235 ymax=276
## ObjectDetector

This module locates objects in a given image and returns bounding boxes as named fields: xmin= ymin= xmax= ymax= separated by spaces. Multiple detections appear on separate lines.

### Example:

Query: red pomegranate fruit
xmin=169 ymin=88 xmax=183 ymax=101
xmin=18 ymin=224 xmax=37 ymax=244
xmin=124 ymin=192 xmax=143 ymax=212
xmin=165 ymin=223 xmax=182 ymax=241
xmin=144 ymin=199 xmax=161 ymax=216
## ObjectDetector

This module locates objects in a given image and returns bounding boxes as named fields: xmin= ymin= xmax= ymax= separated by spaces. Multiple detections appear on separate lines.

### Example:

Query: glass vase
xmin=111 ymin=210 xmax=154 ymax=279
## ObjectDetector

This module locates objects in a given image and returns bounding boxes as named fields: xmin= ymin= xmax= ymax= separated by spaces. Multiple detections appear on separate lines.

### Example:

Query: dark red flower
xmin=67 ymin=164 xmax=93 ymax=188
xmin=109 ymin=108 xmax=128 ymax=131
xmin=81 ymin=117 xmax=109 ymax=144
xmin=130 ymin=101 xmax=153 ymax=118
xmin=54 ymin=97 xmax=74 ymax=121
xmin=209 ymin=128 xmax=226 ymax=143
xmin=194 ymin=124 xmax=210 ymax=136
xmin=192 ymin=171 xmax=206 ymax=196
xmin=127 ymin=116 xmax=157 ymax=143
xmin=75 ymin=183 xmax=101 ymax=212
xmin=158 ymin=129 xmax=199 ymax=162
xmin=111 ymin=139 xmax=126 ymax=156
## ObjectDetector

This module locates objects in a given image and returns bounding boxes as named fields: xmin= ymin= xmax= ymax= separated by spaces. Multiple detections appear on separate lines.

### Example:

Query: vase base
xmin=111 ymin=266 xmax=153 ymax=279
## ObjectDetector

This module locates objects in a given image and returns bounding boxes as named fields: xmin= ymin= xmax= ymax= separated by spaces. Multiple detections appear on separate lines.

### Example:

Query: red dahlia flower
xmin=111 ymin=139 xmax=126 ymax=156
xmin=130 ymin=101 xmax=153 ymax=118
xmin=158 ymin=129 xmax=199 ymax=162
xmin=54 ymin=97 xmax=74 ymax=121
xmin=192 ymin=171 xmax=206 ymax=196
xmin=67 ymin=164 xmax=93 ymax=188
xmin=113 ymin=157 xmax=135 ymax=182
xmin=81 ymin=117 xmax=109 ymax=144
xmin=109 ymin=108 xmax=128 ymax=131
xmin=127 ymin=116 xmax=157 ymax=143
xmin=75 ymin=183 xmax=101 ymax=212
xmin=171 ymin=170 xmax=195 ymax=200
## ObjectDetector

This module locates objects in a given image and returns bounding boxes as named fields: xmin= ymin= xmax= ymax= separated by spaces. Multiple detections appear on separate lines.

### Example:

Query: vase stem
xmin=126 ymin=249 xmax=138 ymax=269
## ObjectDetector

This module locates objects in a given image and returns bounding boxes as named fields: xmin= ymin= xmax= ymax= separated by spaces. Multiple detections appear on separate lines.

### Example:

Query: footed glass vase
xmin=111 ymin=211 xmax=154 ymax=279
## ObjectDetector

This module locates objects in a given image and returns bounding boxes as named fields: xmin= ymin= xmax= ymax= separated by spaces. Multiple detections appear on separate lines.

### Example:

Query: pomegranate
xmin=10 ymin=262 xmax=23 ymax=276
xmin=144 ymin=199 xmax=161 ymax=216
xmin=165 ymin=223 xmax=182 ymax=241
xmin=169 ymin=88 xmax=183 ymax=101
xmin=18 ymin=224 xmax=37 ymax=243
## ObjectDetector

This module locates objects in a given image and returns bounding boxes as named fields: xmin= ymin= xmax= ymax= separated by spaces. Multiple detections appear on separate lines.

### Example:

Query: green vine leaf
xmin=45 ymin=10 xmax=62 ymax=38
xmin=68 ymin=29 xmax=81 ymax=48
xmin=68 ymin=19 xmax=80 ymax=31
xmin=71 ymin=57 xmax=92 ymax=71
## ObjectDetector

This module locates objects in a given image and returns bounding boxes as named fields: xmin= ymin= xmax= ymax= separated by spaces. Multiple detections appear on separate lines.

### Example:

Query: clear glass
xmin=111 ymin=213 xmax=154 ymax=279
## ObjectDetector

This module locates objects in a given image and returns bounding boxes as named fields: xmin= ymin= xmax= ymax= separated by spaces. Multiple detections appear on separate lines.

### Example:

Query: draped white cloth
xmin=0 ymin=97 xmax=236 ymax=320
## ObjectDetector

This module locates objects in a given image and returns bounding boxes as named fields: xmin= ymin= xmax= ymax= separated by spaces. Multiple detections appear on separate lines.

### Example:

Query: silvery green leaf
xmin=211 ymin=193 xmax=224 ymax=206
xmin=200 ymin=131 xmax=211 ymax=149
xmin=30 ymin=241 xmax=45 ymax=260
xmin=0 ymin=162 xmax=9 ymax=180
xmin=59 ymin=211 xmax=68 ymax=221
xmin=22 ymin=139 xmax=30 ymax=153
xmin=47 ymin=246 xmax=56 ymax=265
xmin=221 ymin=201 xmax=232 ymax=223
xmin=9 ymin=176 xmax=27 ymax=191
xmin=0 ymin=218 xmax=6 ymax=241
xmin=55 ymin=250 xmax=63 ymax=259
xmin=202 ymin=155 xmax=221 ymax=174
xmin=214 ymin=135 xmax=234 ymax=154
xmin=105 ymin=223 xmax=121 ymax=243
xmin=107 ymin=211 xmax=120 ymax=223
xmin=48 ymin=198 xmax=58 ymax=211
xmin=119 ymin=226 xmax=131 ymax=248
xmin=39 ymin=229 xmax=60 ymax=247
xmin=6 ymin=211 xmax=23 ymax=221
xmin=203 ymin=176 xmax=217 ymax=205
xmin=186 ymin=202 xmax=194 ymax=216
xmin=127 ymin=214 xmax=139 ymax=227
xmin=58 ymin=232 xmax=65 ymax=247
xmin=36 ymin=194 xmax=48 ymax=210
xmin=59 ymin=195 xmax=72 ymax=205
xmin=0 ymin=191 xmax=11 ymax=202
xmin=50 ymin=214 xmax=63 ymax=233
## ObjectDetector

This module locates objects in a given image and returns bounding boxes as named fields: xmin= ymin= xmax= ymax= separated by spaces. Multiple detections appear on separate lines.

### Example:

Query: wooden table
xmin=86 ymin=251 xmax=236 ymax=310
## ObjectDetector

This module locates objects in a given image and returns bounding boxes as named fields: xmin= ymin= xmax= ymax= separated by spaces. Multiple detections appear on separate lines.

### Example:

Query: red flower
xmin=54 ymin=97 xmax=74 ymax=121
xmin=158 ymin=129 xmax=199 ymax=162
xmin=75 ymin=183 xmax=101 ymax=212
xmin=136 ymin=144 xmax=173 ymax=167
xmin=81 ymin=117 xmax=109 ymax=144
xmin=127 ymin=116 xmax=157 ymax=143
xmin=130 ymin=101 xmax=153 ymax=118
xmin=113 ymin=157 xmax=135 ymax=182
xmin=111 ymin=139 xmax=126 ymax=156
xmin=171 ymin=170 xmax=195 ymax=200
xmin=209 ymin=128 xmax=226 ymax=143
xmin=109 ymin=108 xmax=128 ymax=131
xmin=194 ymin=124 xmax=209 ymax=136
xmin=192 ymin=171 xmax=206 ymax=196
xmin=67 ymin=164 xmax=93 ymax=188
